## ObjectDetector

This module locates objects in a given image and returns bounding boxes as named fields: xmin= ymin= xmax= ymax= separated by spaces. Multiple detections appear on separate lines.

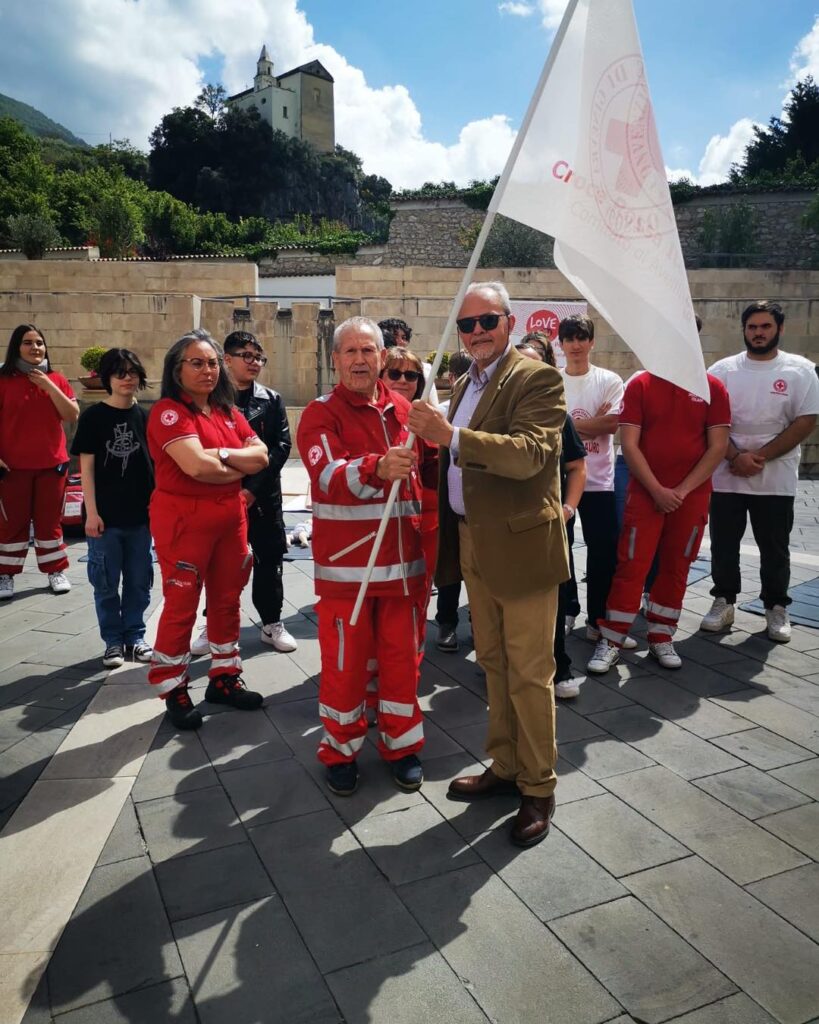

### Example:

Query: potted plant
xmin=426 ymin=350 xmax=452 ymax=397
xmin=79 ymin=346 xmax=108 ymax=390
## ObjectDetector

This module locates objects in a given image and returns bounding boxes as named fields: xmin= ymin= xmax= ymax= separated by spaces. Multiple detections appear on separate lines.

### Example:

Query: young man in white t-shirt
xmin=702 ymin=301 xmax=819 ymax=642
xmin=559 ymin=316 xmax=631 ymax=667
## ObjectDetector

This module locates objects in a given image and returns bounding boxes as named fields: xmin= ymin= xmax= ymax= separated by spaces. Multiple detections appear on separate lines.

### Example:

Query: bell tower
xmin=255 ymin=44 xmax=274 ymax=91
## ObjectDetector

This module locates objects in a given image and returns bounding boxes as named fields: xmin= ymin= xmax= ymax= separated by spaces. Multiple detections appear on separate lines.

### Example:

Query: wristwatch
xmin=218 ymin=448 xmax=230 ymax=465
xmin=563 ymin=503 xmax=575 ymax=519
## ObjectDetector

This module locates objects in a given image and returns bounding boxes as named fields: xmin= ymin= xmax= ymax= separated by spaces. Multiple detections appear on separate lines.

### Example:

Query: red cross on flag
xmin=493 ymin=0 xmax=709 ymax=399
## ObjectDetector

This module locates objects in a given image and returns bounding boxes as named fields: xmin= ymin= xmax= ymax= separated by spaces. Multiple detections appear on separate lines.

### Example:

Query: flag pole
xmin=349 ymin=0 xmax=582 ymax=626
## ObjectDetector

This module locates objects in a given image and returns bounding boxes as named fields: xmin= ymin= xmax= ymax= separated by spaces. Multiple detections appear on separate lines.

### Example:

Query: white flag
xmin=494 ymin=0 xmax=709 ymax=399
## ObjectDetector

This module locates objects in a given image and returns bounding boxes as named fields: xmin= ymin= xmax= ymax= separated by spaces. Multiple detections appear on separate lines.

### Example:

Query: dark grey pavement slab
xmin=665 ymin=993 xmax=778 ymax=1024
xmin=173 ymin=897 xmax=340 ymax=1024
xmin=604 ymin=765 xmax=810 ymax=884
xmin=625 ymin=856 xmax=819 ymax=1024
xmin=400 ymin=864 xmax=620 ymax=1024
xmin=692 ymin=765 xmax=812 ymax=819
xmin=757 ymin=800 xmax=819 ymax=859
xmin=550 ymin=896 xmax=736 ymax=1023
xmin=135 ymin=785 xmax=245 ymax=863
xmin=710 ymin=725 xmax=816 ymax=770
xmin=770 ymin=757 xmax=819 ymax=799
xmin=746 ymin=863 xmax=819 ymax=944
xmin=55 ymin=978 xmax=198 ymax=1024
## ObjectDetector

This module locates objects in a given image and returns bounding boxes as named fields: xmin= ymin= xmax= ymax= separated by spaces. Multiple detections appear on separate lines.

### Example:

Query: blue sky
xmin=1 ymin=0 xmax=817 ymax=189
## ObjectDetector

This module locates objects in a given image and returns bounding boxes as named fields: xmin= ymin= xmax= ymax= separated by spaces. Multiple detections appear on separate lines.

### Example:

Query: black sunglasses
xmin=456 ymin=313 xmax=509 ymax=334
xmin=386 ymin=368 xmax=422 ymax=382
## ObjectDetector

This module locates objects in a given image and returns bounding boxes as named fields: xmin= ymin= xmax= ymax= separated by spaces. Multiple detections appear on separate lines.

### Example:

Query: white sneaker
xmin=587 ymin=639 xmax=620 ymax=674
xmin=649 ymin=641 xmax=682 ymax=669
xmin=564 ymin=615 xmax=576 ymax=636
xmin=48 ymin=571 xmax=71 ymax=595
xmin=700 ymin=597 xmax=735 ymax=633
xmin=555 ymin=677 xmax=581 ymax=699
xmin=102 ymin=644 xmax=125 ymax=669
xmin=190 ymin=625 xmax=210 ymax=657
xmin=765 ymin=605 xmax=792 ymax=644
xmin=586 ymin=626 xmax=637 ymax=650
xmin=0 ymin=575 xmax=13 ymax=600
xmin=261 ymin=622 xmax=298 ymax=652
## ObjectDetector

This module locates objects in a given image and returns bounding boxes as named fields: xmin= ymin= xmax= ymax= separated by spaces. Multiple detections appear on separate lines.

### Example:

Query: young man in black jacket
xmin=214 ymin=330 xmax=296 ymax=651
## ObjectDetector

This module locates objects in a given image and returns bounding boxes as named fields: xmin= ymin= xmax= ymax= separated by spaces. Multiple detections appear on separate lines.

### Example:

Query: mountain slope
xmin=0 ymin=93 xmax=86 ymax=146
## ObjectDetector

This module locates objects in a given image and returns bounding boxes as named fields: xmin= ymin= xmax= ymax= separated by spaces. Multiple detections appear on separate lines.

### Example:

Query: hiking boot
xmin=128 ymin=641 xmax=153 ymax=663
xmin=102 ymin=644 xmax=124 ymax=669
xmin=391 ymin=754 xmax=424 ymax=792
xmin=204 ymin=674 xmax=263 ymax=710
xmin=326 ymin=761 xmax=359 ymax=796
xmin=765 ymin=605 xmax=792 ymax=643
xmin=48 ymin=571 xmax=71 ymax=594
xmin=164 ymin=686 xmax=202 ymax=731
xmin=649 ymin=641 xmax=682 ymax=669
xmin=190 ymin=625 xmax=209 ymax=657
xmin=260 ymin=621 xmax=298 ymax=652
xmin=700 ymin=597 xmax=735 ymax=633
xmin=587 ymin=639 xmax=620 ymax=674
xmin=0 ymin=575 xmax=13 ymax=600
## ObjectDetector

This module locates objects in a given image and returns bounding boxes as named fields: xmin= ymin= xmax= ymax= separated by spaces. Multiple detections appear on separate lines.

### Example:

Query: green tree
xmin=461 ymin=214 xmax=554 ymax=268
xmin=698 ymin=201 xmax=758 ymax=267
xmin=737 ymin=76 xmax=819 ymax=179
xmin=6 ymin=211 xmax=61 ymax=258
xmin=195 ymin=84 xmax=228 ymax=120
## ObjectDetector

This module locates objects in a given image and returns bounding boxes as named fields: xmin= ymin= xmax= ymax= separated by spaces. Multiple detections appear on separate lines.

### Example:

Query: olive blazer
xmin=436 ymin=347 xmax=569 ymax=599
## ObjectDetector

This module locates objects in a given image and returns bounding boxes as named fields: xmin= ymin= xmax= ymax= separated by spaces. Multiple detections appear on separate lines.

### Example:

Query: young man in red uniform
xmin=297 ymin=316 xmax=437 ymax=797
xmin=590 ymin=369 xmax=730 ymax=672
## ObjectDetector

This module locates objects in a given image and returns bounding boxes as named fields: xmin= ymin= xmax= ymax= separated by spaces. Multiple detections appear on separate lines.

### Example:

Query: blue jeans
xmin=87 ymin=524 xmax=153 ymax=646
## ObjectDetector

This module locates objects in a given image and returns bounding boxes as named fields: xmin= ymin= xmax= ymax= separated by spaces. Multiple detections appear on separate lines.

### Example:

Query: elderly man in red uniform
xmin=297 ymin=316 xmax=437 ymax=797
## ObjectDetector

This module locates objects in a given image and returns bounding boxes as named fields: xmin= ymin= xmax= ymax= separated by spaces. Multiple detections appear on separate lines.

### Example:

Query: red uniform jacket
xmin=297 ymin=380 xmax=438 ymax=598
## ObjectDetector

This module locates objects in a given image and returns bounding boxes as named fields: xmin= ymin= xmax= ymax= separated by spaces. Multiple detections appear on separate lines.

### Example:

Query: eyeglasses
xmin=114 ymin=369 xmax=140 ymax=380
xmin=386 ymin=368 xmax=422 ymax=382
xmin=456 ymin=313 xmax=509 ymax=334
xmin=180 ymin=358 xmax=219 ymax=371
xmin=231 ymin=351 xmax=267 ymax=366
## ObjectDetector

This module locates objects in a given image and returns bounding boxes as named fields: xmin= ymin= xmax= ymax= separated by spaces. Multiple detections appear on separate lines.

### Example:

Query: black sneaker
xmin=204 ymin=674 xmax=263 ymax=710
xmin=164 ymin=686 xmax=203 ymax=731
xmin=391 ymin=754 xmax=424 ymax=792
xmin=326 ymin=761 xmax=359 ymax=796
xmin=127 ymin=641 xmax=153 ymax=663
xmin=436 ymin=626 xmax=459 ymax=652
xmin=102 ymin=644 xmax=124 ymax=668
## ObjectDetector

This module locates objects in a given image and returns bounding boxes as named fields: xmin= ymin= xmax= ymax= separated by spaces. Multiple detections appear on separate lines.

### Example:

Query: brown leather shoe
xmin=447 ymin=768 xmax=519 ymax=801
xmin=510 ymin=794 xmax=555 ymax=847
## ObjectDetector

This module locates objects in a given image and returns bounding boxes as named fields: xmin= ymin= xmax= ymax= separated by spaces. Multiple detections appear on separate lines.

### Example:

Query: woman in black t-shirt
xmin=70 ymin=349 xmax=154 ymax=669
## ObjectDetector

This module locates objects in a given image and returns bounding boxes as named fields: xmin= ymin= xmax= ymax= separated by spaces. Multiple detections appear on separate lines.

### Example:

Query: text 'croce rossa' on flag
xmin=493 ymin=0 xmax=709 ymax=400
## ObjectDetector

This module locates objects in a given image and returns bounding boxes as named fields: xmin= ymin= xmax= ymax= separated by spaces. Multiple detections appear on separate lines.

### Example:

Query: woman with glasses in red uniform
xmin=147 ymin=329 xmax=269 ymax=730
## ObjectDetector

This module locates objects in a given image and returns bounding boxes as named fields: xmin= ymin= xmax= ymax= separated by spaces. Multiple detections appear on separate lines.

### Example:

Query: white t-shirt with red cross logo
xmin=709 ymin=350 xmax=819 ymax=495
xmin=561 ymin=365 xmax=624 ymax=491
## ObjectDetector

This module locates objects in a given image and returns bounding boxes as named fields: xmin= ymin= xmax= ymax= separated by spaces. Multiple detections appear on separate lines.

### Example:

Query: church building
xmin=226 ymin=46 xmax=335 ymax=154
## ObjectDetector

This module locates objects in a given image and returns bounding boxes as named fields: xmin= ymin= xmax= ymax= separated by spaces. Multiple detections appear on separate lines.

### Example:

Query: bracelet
xmin=727 ymin=452 xmax=740 ymax=464
xmin=562 ymin=503 xmax=575 ymax=519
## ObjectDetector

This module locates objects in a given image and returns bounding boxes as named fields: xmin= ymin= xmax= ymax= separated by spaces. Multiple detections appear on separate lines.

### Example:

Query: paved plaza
xmin=1 ymin=470 xmax=818 ymax=1024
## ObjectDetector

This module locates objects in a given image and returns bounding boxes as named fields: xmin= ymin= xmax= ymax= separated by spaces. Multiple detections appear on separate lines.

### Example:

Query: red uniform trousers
xmin=598 ymin=483 xmax=709 ymax=647
xmin=0 ymin=468 xmax=68 ymax=575
xmin=317 ymin=593 xmax=425 ymax=765
xmin=364 ymin=504 xmax=437 ymax=715
xmin=148 ymin=492 xmax=251 ymax=696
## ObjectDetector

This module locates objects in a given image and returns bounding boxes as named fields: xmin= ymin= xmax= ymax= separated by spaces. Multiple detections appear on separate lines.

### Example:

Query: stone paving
xmin=2 ymin=476 xmax=819 ymax=1024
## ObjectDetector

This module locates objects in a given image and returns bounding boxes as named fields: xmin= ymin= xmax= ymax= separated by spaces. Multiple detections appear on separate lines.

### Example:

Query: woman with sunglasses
xmin=146 ymin=330 xmax=269 ymax=730
xmin=71 ymin=349 xmax=156 ymax=669
xmin=0 ymin=323 xmax=78 ymax=600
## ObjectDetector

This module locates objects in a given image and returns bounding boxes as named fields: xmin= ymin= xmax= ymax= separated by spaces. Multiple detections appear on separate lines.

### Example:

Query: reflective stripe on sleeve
xmin=346 ymin=458 xmax=381 ymax=499
xmin=312 ymin=500 xmax=422 ymax=521
xmin=319 ymin=459 xmax=346 ymax=494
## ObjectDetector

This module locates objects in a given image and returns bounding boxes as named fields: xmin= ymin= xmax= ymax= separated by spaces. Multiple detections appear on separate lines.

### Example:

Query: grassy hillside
xmin=0 ymin=92 xmax=86 ymax=146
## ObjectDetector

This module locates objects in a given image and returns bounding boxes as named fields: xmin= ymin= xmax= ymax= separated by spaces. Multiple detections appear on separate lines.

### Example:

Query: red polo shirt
xmin=0 ymin=371 xmax=75 ymax=469
xmin=148 ymin=398 xmax=256 ymax=497
xmin=620 ymin=372 xmax=731 ymax=495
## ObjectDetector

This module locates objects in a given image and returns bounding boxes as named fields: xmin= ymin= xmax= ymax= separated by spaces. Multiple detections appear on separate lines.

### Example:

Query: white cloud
xmin=696 ymin=118 xmax=758 ymax=185
xmin=789 ymin=14 xmax=819 ymax=83
xmin=536 ymin=0 xmax=570 ymax=31
xmin=0 ymin=0 xmax=514 ymax=189
xmin=498 ymin=2 xmax=536 ymax=16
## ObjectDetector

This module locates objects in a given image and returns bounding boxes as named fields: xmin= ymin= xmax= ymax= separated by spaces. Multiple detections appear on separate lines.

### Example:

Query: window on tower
xmin=283 ymin=106 xmax=288 ymax=118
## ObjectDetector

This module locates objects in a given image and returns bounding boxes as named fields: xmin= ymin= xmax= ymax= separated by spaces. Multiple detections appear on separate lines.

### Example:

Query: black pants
xmin=709 ymin=492 xmax=794 ymax=609
xmin=564 ymin=515 xmax=581 ymax=618
xmin=435 ymin=581 xmax=462 ymax=628
xmin=554 ymin=515 xmax=575 ymax=680
xmin=247 ymin=504 xmax=286 ymax=625
xmin=577 ymin=490 xmax=619 ymax=629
